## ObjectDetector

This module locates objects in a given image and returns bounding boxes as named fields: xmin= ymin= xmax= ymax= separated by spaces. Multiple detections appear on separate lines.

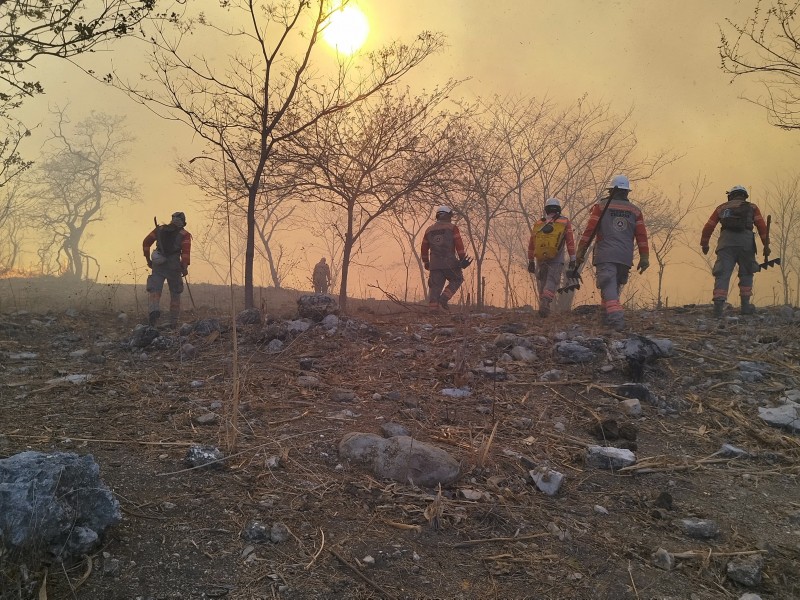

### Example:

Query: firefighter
xmin=700 ymin=185 xmax=770 ymax=316
xmin=575 ymin=175 xmax=649 ymax=331
xmin=421 ymin=206 xmax=472 ymax=310
xmin=527 ymin=197 xmax=577 ymax=317
xmin=142 ymin=212 xmax=192 ymax=327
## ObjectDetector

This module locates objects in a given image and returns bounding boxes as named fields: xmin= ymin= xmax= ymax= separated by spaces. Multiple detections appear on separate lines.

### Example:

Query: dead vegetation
xmin=1 ymin=287 xmax=800 ymax=599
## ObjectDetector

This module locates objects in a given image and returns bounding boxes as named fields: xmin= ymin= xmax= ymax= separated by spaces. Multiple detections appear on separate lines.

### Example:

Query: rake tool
xmin=759 ymin=215 xmax=781 ymax=269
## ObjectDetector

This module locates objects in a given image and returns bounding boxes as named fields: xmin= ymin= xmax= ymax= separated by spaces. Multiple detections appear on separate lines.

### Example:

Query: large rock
xmin=758 ymin=400 xmax=800 ymax=433
xmin=0 ymin=452 xmax=121 ymax=565
xmin=339 ymin=433 xmax=460 ymax=487
xmin=129 ymin=325 xmax=160 ymax=348
xmin=297 ymin=294 xmax=339 ymax=321
xmin=555 ymin=340 xmax=595 ymax=364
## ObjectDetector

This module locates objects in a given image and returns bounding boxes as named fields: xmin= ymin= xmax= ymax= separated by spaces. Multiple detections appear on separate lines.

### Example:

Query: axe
xmin=759 ymin=215 xmax=781 ymax=269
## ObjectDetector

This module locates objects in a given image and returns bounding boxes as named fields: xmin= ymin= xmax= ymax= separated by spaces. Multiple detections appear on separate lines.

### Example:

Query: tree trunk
xmin=244 ymin=187 xmax=257 ymax=308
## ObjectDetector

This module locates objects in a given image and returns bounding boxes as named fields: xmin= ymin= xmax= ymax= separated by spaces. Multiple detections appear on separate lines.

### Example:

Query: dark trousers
xmin=428 ymin=268 xmax=464 ymax=306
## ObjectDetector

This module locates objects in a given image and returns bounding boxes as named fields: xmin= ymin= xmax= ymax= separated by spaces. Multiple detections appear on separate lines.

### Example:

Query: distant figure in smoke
xmin=142 ymin=212 xmax=192 ymax=327
xmin=313 ymin=257 xmax=331 ymax=294
xmin=421 ymin=205 xmax=472 ymax=311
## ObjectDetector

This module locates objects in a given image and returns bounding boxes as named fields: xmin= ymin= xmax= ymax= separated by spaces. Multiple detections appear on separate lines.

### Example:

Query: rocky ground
xmin=1 ymin=296 xmax=799 ymax=600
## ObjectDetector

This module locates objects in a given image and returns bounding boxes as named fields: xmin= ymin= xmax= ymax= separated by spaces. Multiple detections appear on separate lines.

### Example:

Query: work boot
xmin=166 ymin=311 xmax=179 ymax=328
xmin=538 ymin=298 xmax=551 ymax=317
xmin=712 ymin=299 xmax=725 ymax=318
xmin=607 ymin=314 xmax=625 ymax=332
xmin=740 ymin=297 xmax=756 ymax=315
xmin=439 ymin=296 xmax=450 ymax=311
xmin=148 ymin=310 xmax=160 ymax=327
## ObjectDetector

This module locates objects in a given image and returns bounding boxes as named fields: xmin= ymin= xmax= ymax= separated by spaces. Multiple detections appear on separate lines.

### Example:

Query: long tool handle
xmin=764 ymin=215 xmax=771 ymax=260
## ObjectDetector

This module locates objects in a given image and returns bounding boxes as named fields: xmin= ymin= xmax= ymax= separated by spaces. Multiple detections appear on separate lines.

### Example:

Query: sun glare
xmin=322 ymin=3 xmax=369 ymax=55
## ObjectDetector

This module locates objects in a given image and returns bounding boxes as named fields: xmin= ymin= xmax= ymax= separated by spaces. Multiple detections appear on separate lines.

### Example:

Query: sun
xmin=322 ymin=3 xmax=369 ymax=55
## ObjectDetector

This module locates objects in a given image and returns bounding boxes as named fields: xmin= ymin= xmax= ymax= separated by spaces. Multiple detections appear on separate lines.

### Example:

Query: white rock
xmin=586 ymin=446 xmax=636 ymax=469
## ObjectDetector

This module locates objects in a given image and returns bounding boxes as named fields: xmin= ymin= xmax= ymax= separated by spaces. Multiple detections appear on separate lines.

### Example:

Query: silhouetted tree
xmin=32 ymin=108 xmax=138 ymax=279
xmin=720 ymin=0 xmax=800 ymax=130
xmin=108 ymin=0 xmax=445 ymax=308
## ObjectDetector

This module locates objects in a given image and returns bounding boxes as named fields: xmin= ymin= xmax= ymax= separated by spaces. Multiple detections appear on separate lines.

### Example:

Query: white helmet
xmin=434 ymin=205 xmax=452 ymax=216
xmin=544 ymin=197 xmax=561 ymax=210
xmin=727 ymin=185 xmax=748 ymax=199
xmin=608 ymin=174 xmax=631 ymax=190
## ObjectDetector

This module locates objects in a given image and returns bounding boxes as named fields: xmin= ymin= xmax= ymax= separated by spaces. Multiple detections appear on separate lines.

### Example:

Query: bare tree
xmin=461 ymin=95 xmax=675 ymax=309
xmin=106 ymin=0 xmax=445 ymax=308
xmin=720 ymin=0 xmax=800 ymax=130
xmin=0 ymin=0 xmax=155 ymax=188
xmin=765 ymin=173 xmax=800 ymax=303
xmin=383 ymin=195 xmax=433 ymax=302
xmin=485 ymin=214 xmax=531 ymax=308
xmin=0 ymin=178 xmax=29 ymax=275
xmin=32 ymin=108 xmax=138 ymax=279
xmin=288 ymin=85 xmax=462 ymax=311
xmin=637 ymin=176 xmax=709 ymax=308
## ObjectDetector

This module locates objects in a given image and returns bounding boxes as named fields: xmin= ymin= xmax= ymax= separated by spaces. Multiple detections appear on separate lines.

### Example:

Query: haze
xmin=9 ymin=0 xmax=800 ymax=308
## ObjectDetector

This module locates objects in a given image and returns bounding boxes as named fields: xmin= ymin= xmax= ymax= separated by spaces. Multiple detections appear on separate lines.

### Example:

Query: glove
xmin=423 ymin=262 xmax=430 ymax=271
xmin=637 ymin=256 xmax=650 ymax=274
xmin=701 ymin=245 xmax=709 ymax=255
xmin=763 ymin=244 xmax=770 ymax=258
xmin=459 ymin=256 xmax=473 ymax=269
xmin=527 ymin=260 xmax=536 ymax=274
xmin=567 ymin=260 xmax=576 ymax=272
xmin=181 ymin=265 xmax=189 ymax=277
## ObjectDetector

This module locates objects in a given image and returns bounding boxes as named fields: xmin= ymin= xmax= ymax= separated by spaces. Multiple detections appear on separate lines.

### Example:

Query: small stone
xmin=619 ymin=398 xmax=642 ymax=417
xmin=726 ymin=554 xmax=764 ymax=587
xmin=330 ymin=389 xmax=356 ymax=402
xmin=529 ymin=468 xmax=564 ymax=496
xmin=510 ymin=345 xmax=536 ymax=362
xmin=180 ymin=343 xmax=197 ymax=360
xmin=190 ymin=380 xmax=205 ymax=388
xmin=586 ymin=446 xmax=636 ymax=470
xmin=652 ymin=547 xmax=674 ymax=570
xmin=267 ymin=339 xmax=284 ymax=353
xmin=539 ymin=369 xmax=564 ymax=382
xmin=362 ymin=555 xmax=375 ymax=566
xmin=194 ymin=412 xmax=218 ymax=425
xmin=678 ymin=518 xmax=719 ymax=539
xmin=297 ymin=375 xmax=320 ymax=389
xmin=241 ymin=521 xmax=270 ymax=543
xmin=184 ymin=445 xmax=224 ymax=469
xmin=441 ymin=388 xmax=471 ymax=398
xmin=270 ymin=522 xmax=290 ymax=544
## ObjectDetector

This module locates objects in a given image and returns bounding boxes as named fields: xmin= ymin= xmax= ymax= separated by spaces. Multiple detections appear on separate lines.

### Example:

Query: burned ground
xmin=1 ymin=292 xmax=799 ymax=600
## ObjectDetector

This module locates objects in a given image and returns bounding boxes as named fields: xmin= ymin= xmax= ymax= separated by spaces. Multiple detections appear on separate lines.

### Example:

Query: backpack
xmin=719 ymin=201 xmax=754 ymax=232
xmin=532 ymin=219 xmax=567 ymax=260
xmin=155 ymin=225 xmax=182 ymax=256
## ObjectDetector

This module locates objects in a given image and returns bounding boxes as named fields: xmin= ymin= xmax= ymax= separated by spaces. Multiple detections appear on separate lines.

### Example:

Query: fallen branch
xmin=449 ymin=532 xmax=549 ymax=548
xmin=328 ymin=546 xmax=398 ymax=600
xmin=304 ymin=528 xmax=325 ymax=570
xmin=268 ymin=410 xmax=311 ymax=426
xmin=671 ymin=549 xmax=766 ymax=559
